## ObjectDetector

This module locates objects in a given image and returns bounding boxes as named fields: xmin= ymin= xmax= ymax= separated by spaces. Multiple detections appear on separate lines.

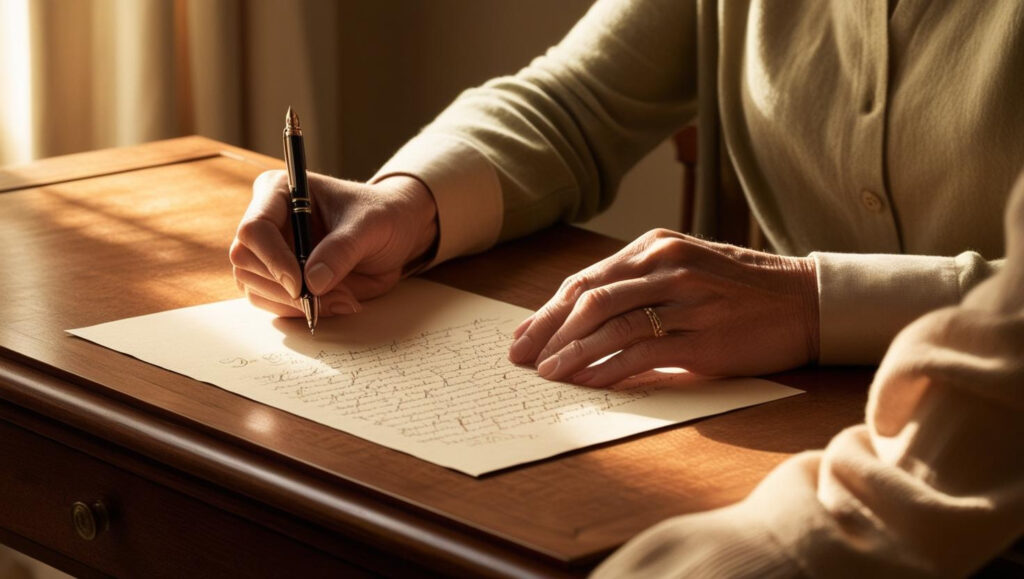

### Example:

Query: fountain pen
xmin=283 ymin=107 xmax=319 ymax=334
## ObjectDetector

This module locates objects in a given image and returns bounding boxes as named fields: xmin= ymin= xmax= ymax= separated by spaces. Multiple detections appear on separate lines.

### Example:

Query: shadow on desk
xmin=694 ymin=366 xmax=874 ymax=454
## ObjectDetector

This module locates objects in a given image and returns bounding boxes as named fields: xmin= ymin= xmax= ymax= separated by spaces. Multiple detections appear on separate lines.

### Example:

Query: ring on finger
xmin=642 ymin=307 xmax=667 ymax=338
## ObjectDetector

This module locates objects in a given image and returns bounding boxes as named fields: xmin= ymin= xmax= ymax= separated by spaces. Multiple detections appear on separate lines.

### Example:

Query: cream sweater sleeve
xmin=812 ymin=251 xmax=1004 ymax=365
xmin=372 ymin=0 xmax=696 ymax=264
xmin=374 ymin=0 xmax=1013 ymax=371
xmin=592 ymin=177 xmax=1024 ymax=577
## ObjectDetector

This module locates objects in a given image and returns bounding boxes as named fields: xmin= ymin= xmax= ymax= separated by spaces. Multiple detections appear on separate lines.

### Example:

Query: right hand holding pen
xmin=230 ymin=171 xmax=438 ymax=318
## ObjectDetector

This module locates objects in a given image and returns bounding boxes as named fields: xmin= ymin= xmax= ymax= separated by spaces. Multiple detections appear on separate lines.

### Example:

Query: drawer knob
xmin=71 ymin=500 xmax=109 ymax=541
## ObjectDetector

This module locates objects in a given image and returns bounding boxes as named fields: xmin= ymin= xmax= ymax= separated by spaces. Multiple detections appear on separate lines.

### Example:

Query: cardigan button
xmin=860 ymin=190 xmax=885 ymax=213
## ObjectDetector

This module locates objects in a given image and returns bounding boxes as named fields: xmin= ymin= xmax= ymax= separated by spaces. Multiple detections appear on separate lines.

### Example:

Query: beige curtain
xmin=0 ymin=2 xmax=335 ymax=575
xmin=0 ymin=0 xmax=341 ymax=174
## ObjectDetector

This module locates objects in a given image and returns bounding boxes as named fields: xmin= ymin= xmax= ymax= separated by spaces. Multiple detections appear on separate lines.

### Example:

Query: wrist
xmin=375 ymin=175 xmax=439 ymax=272
xmin=766 ymin=253 xmax=820 ymax=364
xmin=794 ymin=256 xmax=821 ymax=363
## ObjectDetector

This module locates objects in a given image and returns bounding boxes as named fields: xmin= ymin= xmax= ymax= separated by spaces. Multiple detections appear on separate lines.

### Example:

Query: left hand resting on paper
xmin=508 ymin=229 xmax=819 ymax=385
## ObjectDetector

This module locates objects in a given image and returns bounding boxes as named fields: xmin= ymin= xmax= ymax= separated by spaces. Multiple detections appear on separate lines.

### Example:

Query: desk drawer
xmin=0 ymin=417 xmax=366 ymax=578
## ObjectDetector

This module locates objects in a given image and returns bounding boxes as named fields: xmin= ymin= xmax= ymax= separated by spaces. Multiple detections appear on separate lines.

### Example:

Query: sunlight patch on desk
xmin=243 ymin=407 xmax=281 ymax=435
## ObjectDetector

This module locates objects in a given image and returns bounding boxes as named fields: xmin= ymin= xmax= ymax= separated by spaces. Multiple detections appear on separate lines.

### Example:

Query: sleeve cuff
xmin=591 ymin=495 xmax=798 ymax=579
xmin=371 ymin=133 xmax=503 ymax=267
xmin=811 ymin=252 xmax=960 ymax=365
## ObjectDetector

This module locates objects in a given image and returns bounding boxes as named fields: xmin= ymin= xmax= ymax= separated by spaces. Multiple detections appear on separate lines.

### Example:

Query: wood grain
xmin=0 ymin=137 xmax=871 ymax=576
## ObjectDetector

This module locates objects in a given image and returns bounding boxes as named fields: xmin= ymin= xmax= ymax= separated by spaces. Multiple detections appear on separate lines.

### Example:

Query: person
xmin=588 ymin=174 xmax=1024 ymax=575
xmin=230 ymin=0 xmax=1022 ymax=573
xmin=231 ymin=0 xmax=1018 ymax=382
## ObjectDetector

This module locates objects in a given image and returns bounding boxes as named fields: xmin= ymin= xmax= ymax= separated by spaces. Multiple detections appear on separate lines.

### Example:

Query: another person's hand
xmin=230 ymin=171 xmax=437 ymax=317
xmin=509 ymin=229 xmax=819 ymax=385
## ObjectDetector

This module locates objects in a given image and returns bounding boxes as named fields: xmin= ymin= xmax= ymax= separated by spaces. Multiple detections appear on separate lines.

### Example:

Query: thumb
xmin=304 ymin=226 xmax=364 ymax=301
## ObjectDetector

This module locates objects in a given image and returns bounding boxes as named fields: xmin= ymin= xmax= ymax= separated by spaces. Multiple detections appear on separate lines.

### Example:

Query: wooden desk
xmin=0 ymin=137 xmax=870 ymax=577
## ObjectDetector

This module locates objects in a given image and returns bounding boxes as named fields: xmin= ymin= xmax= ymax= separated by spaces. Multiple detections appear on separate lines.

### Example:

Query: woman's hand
xmin=508 ymin=229 xmax=819 ymax=385
xmin=229 ymin=171 xmax=437 ymax=317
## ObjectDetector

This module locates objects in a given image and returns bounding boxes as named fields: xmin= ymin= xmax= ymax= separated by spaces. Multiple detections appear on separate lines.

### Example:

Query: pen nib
xmin=300 ymin=294 xmax=317 ymax=336
xmin=285 ymin=106 xmax=301 ymax=132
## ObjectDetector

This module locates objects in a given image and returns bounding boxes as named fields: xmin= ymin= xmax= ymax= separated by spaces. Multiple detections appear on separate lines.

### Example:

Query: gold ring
xmin=643 ymin=307 xmax=666 ymax=338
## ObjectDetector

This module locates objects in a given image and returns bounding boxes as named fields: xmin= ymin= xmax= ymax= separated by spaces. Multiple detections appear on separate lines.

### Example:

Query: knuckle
xmin=632 ymin=236 xmax=682 ymax=270
xmin=650 ymin=227 xmax=675 ymax=239
xmin=638 ymin=228 xmax=666 ymax=244
xmin=665 ymin=267 xmax=691 ymax=287
xmin=530 ymin=305 xmax=560 ymax=335
xmin=656 ymin=237 xmax=689 ymax=259
xmin=254 ymin=169 xmax=287 ymax=192
xmin=629 ymin=230 xmax=661 ymax=255
xmin=236 ymin=217 xmax=277 ymax=248
xmin=558 ymin=274 xmax=590 ymax=302
xmin=578 ymin=286 xmax=612 ymax=315
xmin=234 ymin=219 xmax=261 ymax=246
xmin=636 ymin=228 xmax=676 ymax=250
xmin=566 ymin=339 xmax=586 ymax=358
xmin=227 ymin=239 xmax=247 ymax=266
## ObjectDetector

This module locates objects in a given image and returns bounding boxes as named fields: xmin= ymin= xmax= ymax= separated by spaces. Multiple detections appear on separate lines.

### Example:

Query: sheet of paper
xmin=69 ymin=279 xmax=802 ymax=476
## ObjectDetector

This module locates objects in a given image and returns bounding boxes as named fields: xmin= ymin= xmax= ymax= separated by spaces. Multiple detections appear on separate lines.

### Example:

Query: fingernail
xmin=306 ymin=262 xmax=334 ymax=295
xmin=572 ymin=367 xmax=596 ymax=386
xmin=279 ymin=274 xmax=298 ymax=299
xmin=536 ymin=355 xmax=560 ymax=378
xmin=508 ymin=334 xmax=535 ymax=364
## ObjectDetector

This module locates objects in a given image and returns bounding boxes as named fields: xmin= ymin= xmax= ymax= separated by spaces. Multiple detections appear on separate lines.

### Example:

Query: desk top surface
xmin=0 ymin=137 xmax=870 ymax=574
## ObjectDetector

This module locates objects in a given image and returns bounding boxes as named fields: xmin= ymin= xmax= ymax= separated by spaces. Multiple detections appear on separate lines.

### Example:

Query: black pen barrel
xmin=286 ymin=133 xmax=314 ymax=268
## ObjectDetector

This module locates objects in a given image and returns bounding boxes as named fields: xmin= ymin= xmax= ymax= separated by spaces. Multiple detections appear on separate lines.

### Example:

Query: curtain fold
xmin=0 ymin=0 xmax=340 ymax=174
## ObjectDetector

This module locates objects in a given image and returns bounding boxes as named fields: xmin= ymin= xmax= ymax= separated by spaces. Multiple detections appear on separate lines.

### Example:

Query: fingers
xmin=535 ymin=277 xmax=666 ymax=364
xmin=303 ymin=226 xmax=368 ymax=305
xmin=232 ymin=170 xmax=302 ymax=298
xmin=303 ymin=225 xmax=359 ymax=296
xmin=513 ymin=315 xmax=534 ymax=339
xmin=508 ymin=257 xmax=637 ymax=365
xmin=535 ymin=308 xmax=665 ymax=382
xmin=229 ymin=241 xmax=273 ymax=282
xmin=234 ymin=266 xmax=292 ymax=304
xmin=244 ymin=170 xmax=291 ymax=227
xmin=236 ymin=217 xmax=302 ymax=298
xmin=508 ymin=232 xmax=685 ymax=365
xmin=571 ymin=336 xmax=696 ymax=388
xmin=243 ymin=279 xmax=364 ymax=320
xmin=245 ymin=289 xmax=302 ymax=318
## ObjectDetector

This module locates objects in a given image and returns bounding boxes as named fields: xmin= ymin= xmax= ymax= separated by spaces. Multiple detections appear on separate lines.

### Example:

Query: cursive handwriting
xmin=220 ymin=318 xmax=666 ymax=446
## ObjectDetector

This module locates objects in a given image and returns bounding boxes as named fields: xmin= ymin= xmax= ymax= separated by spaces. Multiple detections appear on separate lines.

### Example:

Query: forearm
xmin=374 ymin=0 xmax=698 ymax=265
